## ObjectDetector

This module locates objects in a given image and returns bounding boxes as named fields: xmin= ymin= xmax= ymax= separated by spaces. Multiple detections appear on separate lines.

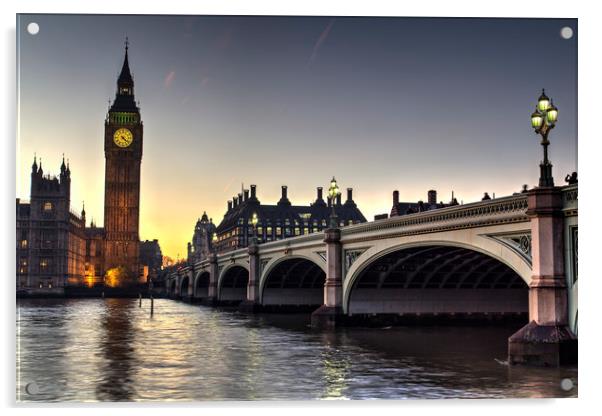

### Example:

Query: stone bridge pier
xmin=310 ymin=228 xmax=344 ymax=328
xmin=239 ymin=244 xmax=261 ymax=312
xmin=508 ymin=187 xmax=577 ymax=366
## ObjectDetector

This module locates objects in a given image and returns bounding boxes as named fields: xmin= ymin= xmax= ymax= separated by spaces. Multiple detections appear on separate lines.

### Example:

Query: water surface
xmin=16 ymin=298 xmax=577 ymax=401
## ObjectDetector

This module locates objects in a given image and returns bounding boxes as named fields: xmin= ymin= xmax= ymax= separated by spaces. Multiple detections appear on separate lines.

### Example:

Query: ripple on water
xmin=17 ymin=298 xmax=577 ymax=401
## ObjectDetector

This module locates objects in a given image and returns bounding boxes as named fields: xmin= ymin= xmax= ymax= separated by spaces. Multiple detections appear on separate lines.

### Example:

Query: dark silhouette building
xmin=389 ymin=189 xmax=459 ymax=218
xmin=187 ymin=212 xmax=216 ymax=264
xmin=140 ymin=239 xmax=163 ymax=281
xmin=213 ymin=184 xmax=367 ymax=253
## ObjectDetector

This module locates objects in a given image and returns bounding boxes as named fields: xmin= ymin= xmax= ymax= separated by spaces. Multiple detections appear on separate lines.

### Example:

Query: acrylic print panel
xmin=16 ymin=14 xmax=578 ymax=402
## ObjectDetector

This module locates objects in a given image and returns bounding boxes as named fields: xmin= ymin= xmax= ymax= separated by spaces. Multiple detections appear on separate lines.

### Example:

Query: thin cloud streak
xmin=307 ymin=19 xmax=335 ymax=67
xmin=164 ymin=70 xmax=176 ymax=88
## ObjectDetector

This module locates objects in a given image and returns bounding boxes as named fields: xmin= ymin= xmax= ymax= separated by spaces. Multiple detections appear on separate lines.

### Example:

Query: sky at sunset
xmin=16 ymin=15 xmax=577 ymax=259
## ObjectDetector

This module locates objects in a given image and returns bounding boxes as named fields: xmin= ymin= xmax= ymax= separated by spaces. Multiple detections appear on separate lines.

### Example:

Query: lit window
xmin=40 ymin=259 xmax=49 ymax=273
xmin=20 ymin=240 xmax=28 ymax=249
xmin=304 ymin=227 xmax=309 ymax=234
xmin=43 ymin=202 xmax=53 ymax=211
xmin=294 ymin=228 xmax=300 ymax=236
xmin=266 ymin=226 xmax=272 ymax=235
xmin=276 ymin=227 xmax=282 ymax=236
xmin=19 ymin=258 xmax=27 ymax=274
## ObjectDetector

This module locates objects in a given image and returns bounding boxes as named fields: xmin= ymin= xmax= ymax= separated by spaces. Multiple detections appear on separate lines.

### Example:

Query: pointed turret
xmin=109 ymin=37 xmax=138 ymax=112
xmin=118 ymin=37 xmax=134 ymax=90
xmin=31 ymin=154 xmax=38 ymax=173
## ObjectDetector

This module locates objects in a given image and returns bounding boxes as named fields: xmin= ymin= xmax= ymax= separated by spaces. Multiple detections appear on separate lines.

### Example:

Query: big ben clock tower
xmin=103 ymin=39 xmax=143 ymax=281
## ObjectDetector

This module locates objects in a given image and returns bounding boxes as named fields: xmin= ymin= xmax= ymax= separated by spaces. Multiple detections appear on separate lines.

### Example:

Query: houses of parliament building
xmin=16 ymin=42 xmax=161 ymax=292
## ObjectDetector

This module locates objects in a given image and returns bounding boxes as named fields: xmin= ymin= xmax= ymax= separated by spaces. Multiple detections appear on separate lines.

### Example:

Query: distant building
xmin=84 ymin=221 xmax=106 ymax=286
xmin=140 ymin=239 xmax=163 ymax=281
xmin=187 ymin=212 xmax=216 ymax=264
xmin=214 ymin=184 xmax=367 ymax=254
xmin=390 ymin=189 xmax=459 ymax=217
xmin=16 ymin=157 xmax=86 ymax=290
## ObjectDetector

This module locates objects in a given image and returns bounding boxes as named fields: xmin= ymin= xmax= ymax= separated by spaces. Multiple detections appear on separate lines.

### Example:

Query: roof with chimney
xmin=215 ymin=185 xmax=367 ymax=233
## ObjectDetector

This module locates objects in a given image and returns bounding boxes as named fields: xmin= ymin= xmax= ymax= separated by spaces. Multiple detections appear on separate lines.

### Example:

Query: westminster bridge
xmin=166 ymin=184 xmax=578 ymax=366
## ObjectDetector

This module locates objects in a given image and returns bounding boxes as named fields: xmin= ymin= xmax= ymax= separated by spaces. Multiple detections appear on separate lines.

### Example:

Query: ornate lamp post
xmin=328 ymin=177 xmax=340 ymax=229
xmin=531 ymin=89 xmax=559 ymax=187
xmin=212 ymin=232 xmax=218 ymax=252
xmin=250 ymin=212 xmax=259 ymax=245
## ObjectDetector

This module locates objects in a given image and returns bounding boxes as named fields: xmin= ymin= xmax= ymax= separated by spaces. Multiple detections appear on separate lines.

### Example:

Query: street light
xmin=328 ymin=177 xmax=340 ymax=228
xmin=251 ymin=212 xmax=259 ymax=245
xmin=211 ymin=231 xmax=218 ymax=252
xmin=531 ymin=89 xmax=558 ymax=187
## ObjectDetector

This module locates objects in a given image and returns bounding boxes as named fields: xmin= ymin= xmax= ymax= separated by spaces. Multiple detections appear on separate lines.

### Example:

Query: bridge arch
xmin=259 ymin=256 xmax=326 ymax=306
xmin=178 ymin=274 xmax=190 ymax=298
xmin=218 ymin=264 xmax=249 ymax=302
xmin=344 ymin=239 xmax=531 ymax=316
xmin=193 ymin=271 xmax=211 ymax=298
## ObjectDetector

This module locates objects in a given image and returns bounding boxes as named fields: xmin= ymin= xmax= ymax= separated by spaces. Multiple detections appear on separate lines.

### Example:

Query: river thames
xmin=16 ymin=298 xmax=577 ymax=402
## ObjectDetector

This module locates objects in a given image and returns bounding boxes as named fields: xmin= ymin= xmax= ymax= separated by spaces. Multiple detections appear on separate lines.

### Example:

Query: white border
xmin=2 ymin=0 xmax=600 ymax=414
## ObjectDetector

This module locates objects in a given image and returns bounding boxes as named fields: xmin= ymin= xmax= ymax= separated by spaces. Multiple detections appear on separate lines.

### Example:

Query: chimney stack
xmin=428 ymin=190 xmax=437 ymax=205
xmin=278 ymin=185 xmax=291 ymax=206
xmin=244 ymin=189 xmax=249 ymax=201
xmin=393 ymin=190 xmax=399 ymax=205
xmin=228 ymin=200 xmax=233 ymax=211
xmin=336 ymin=194 xmax=342 ymax=205
xmin=346 ymin=188 xmax=353 ymax=203
xmin=317 ymin=187 xmax=323 ymax=201
xmin=250 ymin=184 xmax=257 ymax=199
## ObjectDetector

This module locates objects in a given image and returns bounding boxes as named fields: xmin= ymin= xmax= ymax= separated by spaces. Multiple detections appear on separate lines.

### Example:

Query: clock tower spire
xmin=103 ymin=38 xmax=143 ymax=283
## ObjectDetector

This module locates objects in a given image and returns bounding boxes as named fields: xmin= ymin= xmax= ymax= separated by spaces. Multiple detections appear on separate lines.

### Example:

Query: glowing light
xmin=105 ymin=266 xmax=128 ymax=288
xmin=85 ymin=274 xmax=96 ymax=288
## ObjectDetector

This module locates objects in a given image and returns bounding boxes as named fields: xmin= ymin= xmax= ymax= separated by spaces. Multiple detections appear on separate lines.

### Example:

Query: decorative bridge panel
xmin=485 ymin=233 xmax=532 ymax=266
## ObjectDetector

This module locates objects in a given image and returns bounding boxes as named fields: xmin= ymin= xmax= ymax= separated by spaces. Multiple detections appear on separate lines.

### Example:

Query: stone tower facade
xmin=16 ymin=157 xmax=86 ymax=290
xmin=103 ymin=40 xmax=143 ymax=281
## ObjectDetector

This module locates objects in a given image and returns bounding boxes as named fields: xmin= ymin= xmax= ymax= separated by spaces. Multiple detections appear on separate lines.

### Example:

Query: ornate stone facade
xmin=16 ymin=157 xmax=86 ymax=290
xmin=187 ymin=212 xmax=216 ymax=264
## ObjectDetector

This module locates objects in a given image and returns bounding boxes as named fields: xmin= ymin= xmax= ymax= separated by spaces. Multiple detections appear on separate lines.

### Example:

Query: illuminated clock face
xmin=113 ymin=128 xmax=133 ymax=148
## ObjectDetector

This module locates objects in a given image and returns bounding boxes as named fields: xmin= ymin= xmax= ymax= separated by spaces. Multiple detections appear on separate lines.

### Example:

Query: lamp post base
xmin=538 ymin=162 xmax=554 ymax=188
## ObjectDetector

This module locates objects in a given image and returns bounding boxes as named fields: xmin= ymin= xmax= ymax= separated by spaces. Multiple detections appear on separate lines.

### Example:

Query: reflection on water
xmin=16 ymin=298 xmax=577 ymax=402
